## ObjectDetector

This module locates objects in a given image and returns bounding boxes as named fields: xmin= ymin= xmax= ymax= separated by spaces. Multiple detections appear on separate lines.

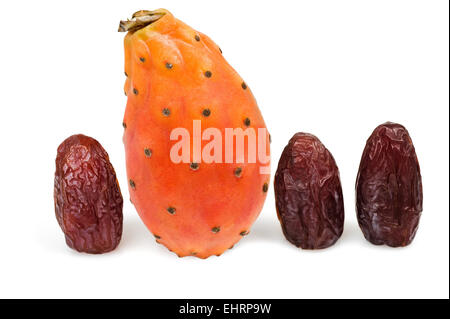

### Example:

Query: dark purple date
xmin=356 ymin=122 xmax=422 ymax=247
xmin=274 ymin=133 xmax=344 ymax=249
xmin=54 ymin=134 xmax=123 ymax=253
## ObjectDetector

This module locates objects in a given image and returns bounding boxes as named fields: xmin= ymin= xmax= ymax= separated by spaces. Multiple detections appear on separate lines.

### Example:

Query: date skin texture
xmin=54 ymin=134 xmax=123 ymax=253
xmin=274 ymin=133 xmax=344 ymax=249
xmin=356 ymin=122 xmax=422 ymax=247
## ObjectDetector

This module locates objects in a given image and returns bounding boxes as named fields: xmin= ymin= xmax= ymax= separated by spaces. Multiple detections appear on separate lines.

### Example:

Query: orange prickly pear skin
xmin=120 ymin=9 xmax=270 ymax=258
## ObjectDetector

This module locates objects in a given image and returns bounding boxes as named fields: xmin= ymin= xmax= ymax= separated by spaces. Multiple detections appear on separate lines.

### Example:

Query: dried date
xmin=356 ymin=122 xmax=422 ymax=247
xmin=54 ymin=134 xmax=123 ymax=253
xmin=274 ymin=133 xmax=344 ymax=249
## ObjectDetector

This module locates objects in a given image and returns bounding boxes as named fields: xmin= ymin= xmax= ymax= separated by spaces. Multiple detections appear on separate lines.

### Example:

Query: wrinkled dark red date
xmin=356 ymin=122 xmax=422 ymax=247
xmin=54 ymin=134 xmax=123 ymax=253
xmin=274 ymin=133 xmax=344 ymax=249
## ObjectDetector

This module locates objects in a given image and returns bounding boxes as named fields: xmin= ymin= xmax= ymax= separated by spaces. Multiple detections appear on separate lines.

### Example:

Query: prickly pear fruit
xmin=119 ymin=9 xmax=270 ymax=258
xmin=54 ymin=134 xmax=123 ymax=253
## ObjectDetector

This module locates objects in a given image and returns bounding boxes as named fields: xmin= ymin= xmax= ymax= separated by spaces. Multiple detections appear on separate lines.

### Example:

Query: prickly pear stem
xmin=118 ymin=10 xmax=166 ymax=32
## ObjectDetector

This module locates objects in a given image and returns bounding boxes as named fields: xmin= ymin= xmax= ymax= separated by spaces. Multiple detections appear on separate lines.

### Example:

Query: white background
xmin=0 ymin=0 xmax=448 ymax=299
